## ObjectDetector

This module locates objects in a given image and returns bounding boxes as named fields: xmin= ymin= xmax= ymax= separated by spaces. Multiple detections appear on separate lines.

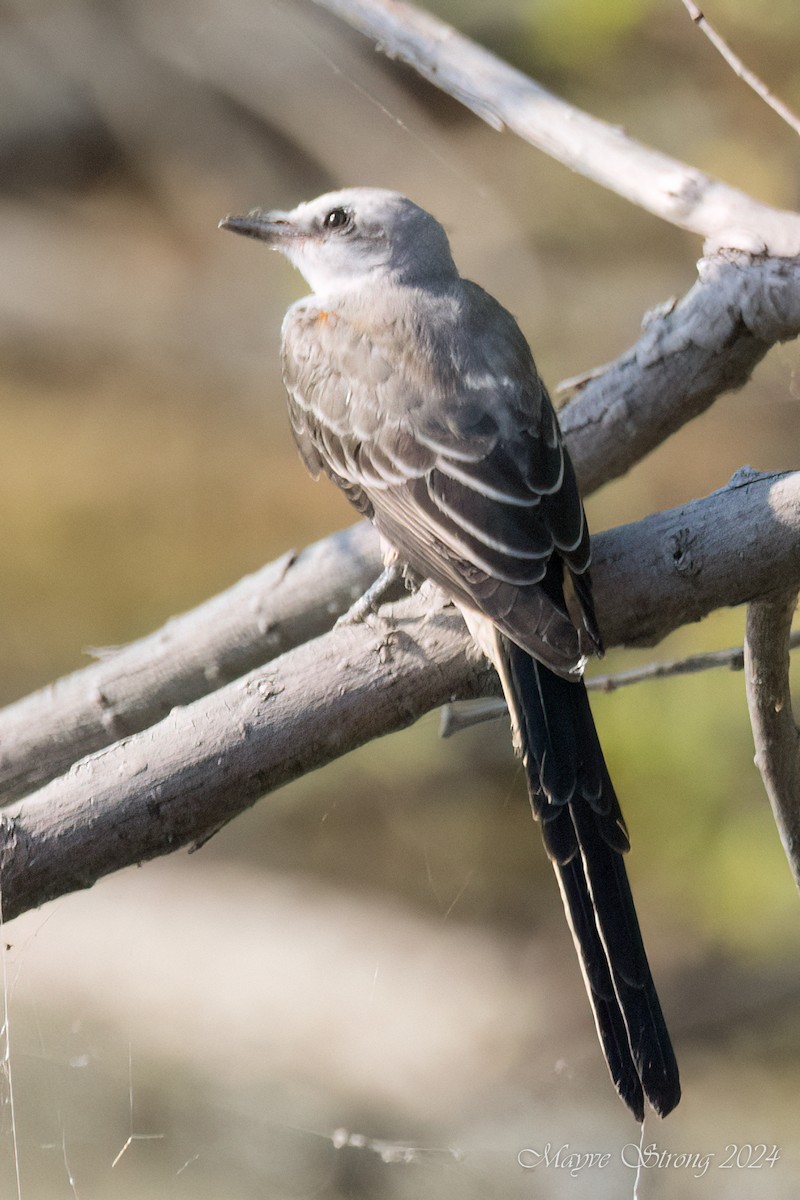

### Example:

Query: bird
xmin=220 ymin=187 xmax=680 ymax=1120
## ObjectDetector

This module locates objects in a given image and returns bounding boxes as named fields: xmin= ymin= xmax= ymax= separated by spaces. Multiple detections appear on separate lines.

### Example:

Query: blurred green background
xmin=1 ymin=0 xmax=800 ymax=1197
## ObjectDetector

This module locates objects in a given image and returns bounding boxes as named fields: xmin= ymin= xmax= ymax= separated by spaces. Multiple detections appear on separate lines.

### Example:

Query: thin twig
xmin=588 ymin=635 xmax=800 ymax=692
xmin=440 ymin=631 xmax=800 ymax=736
xmin=682 ymin=0 xmax=800 ymax=137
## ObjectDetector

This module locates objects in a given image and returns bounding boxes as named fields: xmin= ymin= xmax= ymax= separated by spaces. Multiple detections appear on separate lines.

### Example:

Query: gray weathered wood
xmin=2 ymin=470 xmax=798 ymax=925
xmin=559 ymin=255 xmax=800 ymax=495
xmin=312 ymin=0 xmax=800 ymax=255
xmin=0 ymin=523 xmax=381 ymax=803
xmin=3 ymin=252 xmax=799 ymax=802
xmin=745 ymin=588 xmax=800 ymax=888
xmin=0 ymin=594 xmax=493 ymax=923
xmin=592 ymin=470 xmax=800 ymax=648
xmin=2 ymin=0 xmax=800 ymax=928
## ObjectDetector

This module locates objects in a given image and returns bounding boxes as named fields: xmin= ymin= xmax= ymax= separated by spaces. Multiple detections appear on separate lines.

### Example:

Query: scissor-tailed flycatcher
xmin=221 ymin=188 xmax=680 ymax=1119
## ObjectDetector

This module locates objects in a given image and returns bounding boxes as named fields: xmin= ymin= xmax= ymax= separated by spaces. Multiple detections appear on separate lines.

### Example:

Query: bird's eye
xmin=322 ymin=207 xmax=352 ymax=231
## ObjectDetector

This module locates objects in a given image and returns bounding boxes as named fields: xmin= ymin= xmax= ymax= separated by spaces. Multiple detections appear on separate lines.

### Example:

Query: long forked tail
xmin=501 ymin=639 xmax=681 ymax=1120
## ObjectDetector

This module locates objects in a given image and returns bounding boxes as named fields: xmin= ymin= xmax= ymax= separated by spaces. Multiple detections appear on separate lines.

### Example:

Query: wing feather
xmin=281 ymin=283 xmax=597 ymax=672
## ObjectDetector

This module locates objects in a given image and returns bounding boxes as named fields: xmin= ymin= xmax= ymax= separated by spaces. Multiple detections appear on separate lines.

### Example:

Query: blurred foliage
xmin=522 ymin=0 xmax=657 ymax=70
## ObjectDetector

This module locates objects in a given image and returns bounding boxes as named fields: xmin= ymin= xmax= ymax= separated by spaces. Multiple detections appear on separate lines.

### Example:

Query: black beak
xmin=218 ymin=210 xmax=296 ymax=243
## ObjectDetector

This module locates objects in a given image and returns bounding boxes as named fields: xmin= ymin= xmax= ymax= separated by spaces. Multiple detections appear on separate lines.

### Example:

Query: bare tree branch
xmin=682 ymin=0 xmax=800 ymax=138
xmin=0 ymin=593 xmax=493 ymax=925
xmin=1 ymin=0 xmax=799 ymax=928
xmin=744 ymin=589 xmax=800 ymax=887
xmin=312 ymin=0 xmax=800 ymax=254
xmin=0 ymin=524 xmax=381 ymax=805
xmin=3 ymin=248 xmax=799 ymax=803
xmin=2 ymin=470 xmax=799 ymax=925
xmin=590 ymin=469 xmax=800 ymax=647
xmin=558 ymin=255 xmax=800 ymax=495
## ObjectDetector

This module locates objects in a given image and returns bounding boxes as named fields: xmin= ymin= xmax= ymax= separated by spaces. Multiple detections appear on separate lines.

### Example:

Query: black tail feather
xmin=556 ymin=856 xmax=646 ymax=1120
xmin=503 ymin=640 xmax=680 ymax=1119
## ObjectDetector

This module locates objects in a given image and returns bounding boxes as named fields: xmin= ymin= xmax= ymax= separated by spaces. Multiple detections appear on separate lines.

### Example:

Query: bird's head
xmin=220 ymin=187 xmax=457 ymax=294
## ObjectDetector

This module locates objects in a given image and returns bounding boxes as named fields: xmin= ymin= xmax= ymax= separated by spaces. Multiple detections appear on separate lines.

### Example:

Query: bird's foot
xmin=335 ymin=564 xmax=404 ymax=627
